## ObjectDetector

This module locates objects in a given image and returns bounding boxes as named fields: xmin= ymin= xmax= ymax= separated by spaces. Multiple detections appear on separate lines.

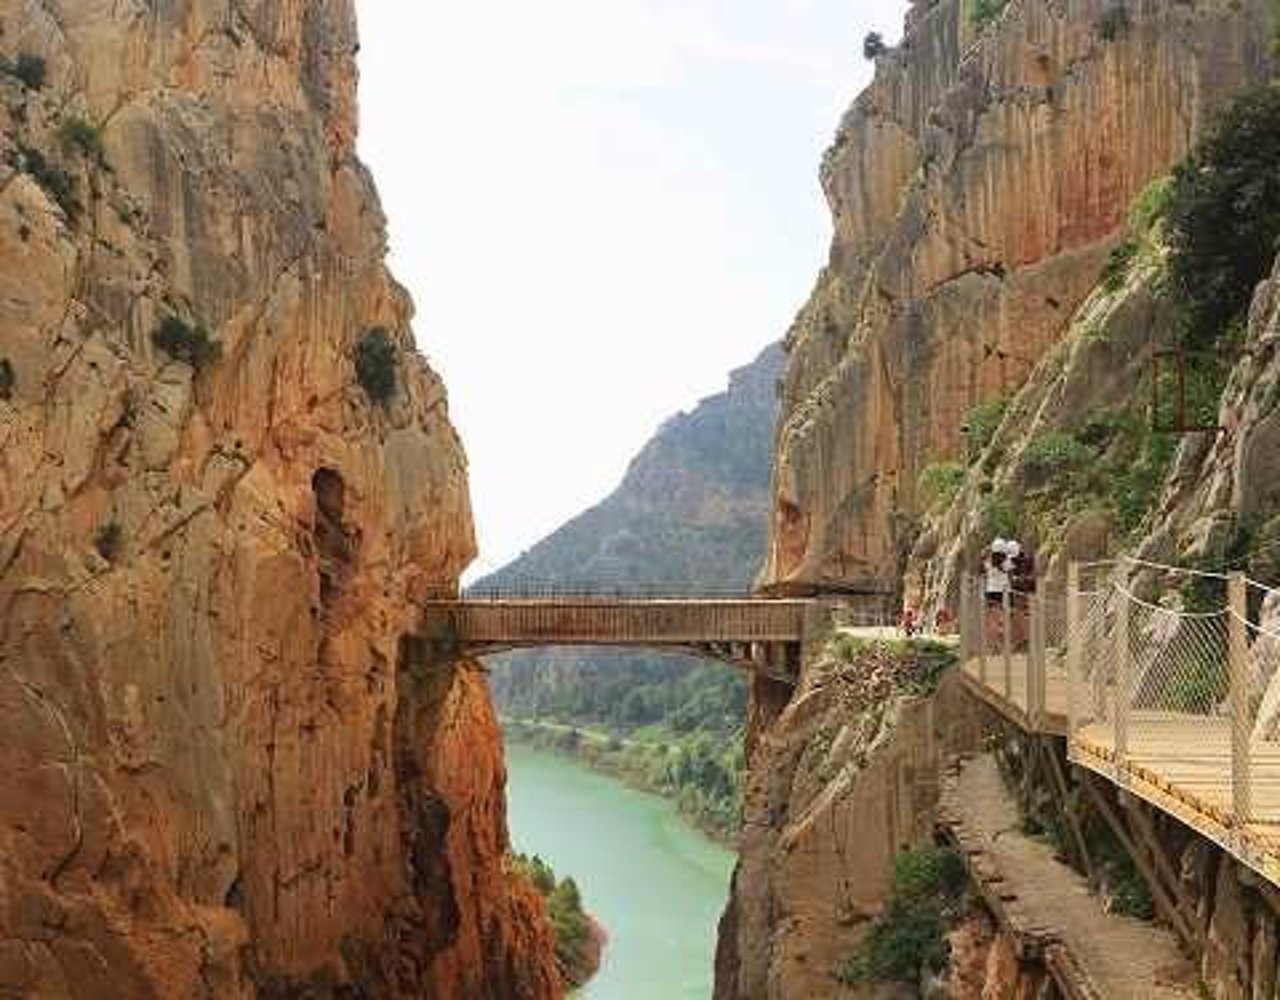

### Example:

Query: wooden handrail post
xmin=1114 ymin=584 xmax=1130 ymax=765
xmin=960 ymin=573 xmax=972 ymax=662
xmin=1229 ymin=571 xmax=1251 ymax=823
xmin=1066 ymin=563 xmax=1080 ymax=749
xmin=1031 ymin=590 xmax=1047 ymax=729
xmin=1002 ymin=590 xmax=1013 ymax=701
xmin=978 ymin=576 xmax=988 ymax=686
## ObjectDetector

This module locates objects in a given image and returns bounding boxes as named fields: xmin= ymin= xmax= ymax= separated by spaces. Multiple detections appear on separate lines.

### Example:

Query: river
xmin=505 ymin=742 xmax=735 ymax=1000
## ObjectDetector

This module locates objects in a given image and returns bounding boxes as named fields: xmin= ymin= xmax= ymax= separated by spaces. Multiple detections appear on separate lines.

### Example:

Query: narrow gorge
xmin=6 ymin=1 xmax=1280 ymax=999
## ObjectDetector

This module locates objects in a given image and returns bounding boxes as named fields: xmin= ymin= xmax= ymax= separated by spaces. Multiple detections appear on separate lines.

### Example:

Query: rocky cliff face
xmin=714 ymin=643 xmax=984 ymax=1000
xmin=766 ymin=0 xmax=1274 ymax=594
xmin=481 ymin=341 xmax=783 ymax=591
xmin=0 ymin=3 xmax=556 ymax=997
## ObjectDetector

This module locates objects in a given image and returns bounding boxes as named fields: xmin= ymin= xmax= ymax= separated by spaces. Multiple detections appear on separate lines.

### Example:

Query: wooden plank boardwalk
xmin=940 ymin=754 xmax=1198 ymax=999
xmin=960 ymin=651 xmax=1280 ymax=886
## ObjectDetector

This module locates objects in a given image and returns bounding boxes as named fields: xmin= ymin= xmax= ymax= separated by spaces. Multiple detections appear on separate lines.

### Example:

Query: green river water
xmin=505 ymin=742 xmax=736 ymax=1000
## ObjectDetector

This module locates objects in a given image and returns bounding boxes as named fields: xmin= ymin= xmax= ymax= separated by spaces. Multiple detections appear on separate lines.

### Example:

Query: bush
xmin=1100 ymin=238 xmax=1138 ymax=292
xmin=961 ymin=397 xmax=1009 ymax=458
xmin=8 ymin=53 xmax=46 ymax=90
xmin=918 ymin=461 xmax=965 ymax=508
xmin=58 ymin=116 xmax=103 ymax=160
xmin=355 ymin=328 xmax=398 ymax=404
xmin=863 ymin=32 xmax=889 ymax=60
xmin=966 ymin=0 xmax=1008 ymax=28
xmin=0 ymin=358 xmax=13 ymax=401
xmin=1094 ymin=4 xmax=1131 ymax=41
xmin=511 ymin=854 xmax=594 ymax=985
xmin=152 ymin=315 xmax=222 ymax=370
xmin=1022 ymin=431 xmax=1091 ymax=484
xmin=836 ymin=847 xmax=967 ymax=984
xmin=94 ymin=522 xmax=123 ymax=561
xmin=1129 ymin=175 xmax=1174 ymax=234
xmin=18 ymin=145 xmax=79 ymax=219
xmin=1166 ymin=84 xmax=1280 ymax=349
xmin=980 ymin=493 xmax=1019 ymax=538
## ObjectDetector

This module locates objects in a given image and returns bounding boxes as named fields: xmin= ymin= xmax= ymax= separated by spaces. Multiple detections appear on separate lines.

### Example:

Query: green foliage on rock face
xmin=355 ymin=327 xmax=398 ymax=405
xmin=979 ymin=492 xmax=1019 ymax=539
xmin=1022 ymin=431 xmax=1091 ymax=484
xmin=965 ymin=0 xmax=1008 ymax=29
xmin=1014 ymin=406 xmax=1176 ymax=546
xmin=1166 ymin=83 xmax=1280 ymax=350
xmin=918 ymin=461 xmax=965 ymax=509
xmin=58 ymin=116 xmax=104 ymax=161
xmin=835 ymin=846 xmax=968 ymax=985
xmin=152 ymin=316 xmax=222 ymax=370
xmin=1100 ymin=238 xmax=1138 ymax=292
xmin=863 ymin=31 xmax=889 ymax=60
xmin=0 ymin=358 xmax=13 ymax=401
xmin=17 ymin=145 xmax=79 ymax=219
xmin=6 ymin=53 xmax=46 ymax=90
xmin=512 ymin=854 xmax=595 ymax=985
xmin=961 ymin=397 xmax=1009 ymax=459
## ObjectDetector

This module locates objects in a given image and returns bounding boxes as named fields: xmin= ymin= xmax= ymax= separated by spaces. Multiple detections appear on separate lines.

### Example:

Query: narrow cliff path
xmin=946 ymin=754 xmax=1198 ymax=1000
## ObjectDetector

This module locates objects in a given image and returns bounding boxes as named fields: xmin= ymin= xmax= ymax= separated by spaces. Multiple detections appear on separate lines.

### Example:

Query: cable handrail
xmin=1118 ymin=554 xmax=1230 ymax=582
xmin=1110 ymin=581 xmax=1227 ymax=619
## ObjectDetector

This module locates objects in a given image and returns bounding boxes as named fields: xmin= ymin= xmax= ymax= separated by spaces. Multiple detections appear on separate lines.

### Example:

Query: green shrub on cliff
xmin=355 ymin=327 xmax=399 ymax=405
xmin=512 ymin=854 xmax=595 ymax=986
xmin=960 ymin=397 xmax=1009 ymax=460
xmin=836 ymin=846 xmax=968 ymax=985
xmin=58 ymin=115 xmax=104 ymax=161
xmin=152 ymin=316 xmax=221 ymax=370
xmin=965 ymin=0 xmax=1008 ymax=29
xmin=918 ymin=461 xmax=965 ymax=509
xmin=1166 ymin=83 xmax=1280 ymax=349
xmin=6 ymin=53 xmax=46 ymax=90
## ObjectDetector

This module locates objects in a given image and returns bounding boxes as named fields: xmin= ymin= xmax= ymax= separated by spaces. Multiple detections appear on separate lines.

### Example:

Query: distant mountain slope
xmin=478 ymin=342 xmax=783 ymax=592
xmin=480 ymin=342 xmax=783 ymax=840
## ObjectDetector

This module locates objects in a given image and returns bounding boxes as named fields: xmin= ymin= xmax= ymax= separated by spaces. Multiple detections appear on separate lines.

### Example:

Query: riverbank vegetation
xmin=512 ymin=853 xmax=603 ymax=989
xmin=496 ymin=653 xmax=746 ymax=841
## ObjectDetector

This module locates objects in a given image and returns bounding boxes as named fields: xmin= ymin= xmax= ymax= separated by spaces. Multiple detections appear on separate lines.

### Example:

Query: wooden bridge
xmin=416 ymin=595 xmax=822 ymax=681
xmin=957 ymin=559 xmax=1280 ymax=888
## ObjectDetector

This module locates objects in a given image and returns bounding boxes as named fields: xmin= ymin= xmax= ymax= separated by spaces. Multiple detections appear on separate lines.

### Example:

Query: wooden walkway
xmin=960 ymin=645 xmax=1280 ymax=885
xmin=940 ymin=754 xmax=1198 ymax=999
xmin=417 ymin=597 xmax=817 ymax=680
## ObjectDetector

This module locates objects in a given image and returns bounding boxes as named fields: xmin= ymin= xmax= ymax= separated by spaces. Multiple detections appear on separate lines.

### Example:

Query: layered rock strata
xmin=0 ymin=2 xmax=556 ymax=996
xmin=765 ymin=0 xmax=1275 ymax=594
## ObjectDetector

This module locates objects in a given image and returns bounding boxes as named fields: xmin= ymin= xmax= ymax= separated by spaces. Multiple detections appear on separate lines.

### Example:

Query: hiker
xmin=984 ymin=540 xmax=1012 ymax=647
xmin=1007 ymin=540 xmax=1036 ymax=649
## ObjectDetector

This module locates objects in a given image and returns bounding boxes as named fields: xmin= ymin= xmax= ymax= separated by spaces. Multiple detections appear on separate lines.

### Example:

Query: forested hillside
xmin=482 ymin=343 xmax=782 ymax=839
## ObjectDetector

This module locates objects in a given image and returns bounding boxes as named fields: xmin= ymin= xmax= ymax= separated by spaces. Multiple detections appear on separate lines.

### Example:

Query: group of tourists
xmin=983 ymin=537 xmax=1036 ymax=647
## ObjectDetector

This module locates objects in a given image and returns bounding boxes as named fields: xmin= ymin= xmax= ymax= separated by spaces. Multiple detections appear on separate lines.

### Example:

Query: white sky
xmin=356 ymin=0 xmax=908 ymax=578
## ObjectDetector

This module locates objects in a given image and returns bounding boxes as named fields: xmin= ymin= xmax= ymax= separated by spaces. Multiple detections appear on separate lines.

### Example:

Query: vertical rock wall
xmin=766 ymin=0 xmax=1274 ymax=594
xmin=0 ymin=2 xmax=557 ymax=996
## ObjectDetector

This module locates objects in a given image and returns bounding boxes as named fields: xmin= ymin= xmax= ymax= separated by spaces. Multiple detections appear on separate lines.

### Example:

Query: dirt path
xmin=951 ymin=754 xmax=1198 ymax=999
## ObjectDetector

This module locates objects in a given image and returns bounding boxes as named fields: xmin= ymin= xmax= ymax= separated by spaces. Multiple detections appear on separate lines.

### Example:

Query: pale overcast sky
xmin=356 ymin=0 xmax=909 ymax=578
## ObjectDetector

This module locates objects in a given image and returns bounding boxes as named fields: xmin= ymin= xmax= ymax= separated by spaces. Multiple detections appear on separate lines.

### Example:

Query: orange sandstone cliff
xmin=0 ymin=1 xmax=558 ymax=996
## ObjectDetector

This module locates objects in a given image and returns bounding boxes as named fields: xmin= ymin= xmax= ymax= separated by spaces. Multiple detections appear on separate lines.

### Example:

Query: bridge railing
xmin=463 ymin=582 xmax=759 ymax=600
